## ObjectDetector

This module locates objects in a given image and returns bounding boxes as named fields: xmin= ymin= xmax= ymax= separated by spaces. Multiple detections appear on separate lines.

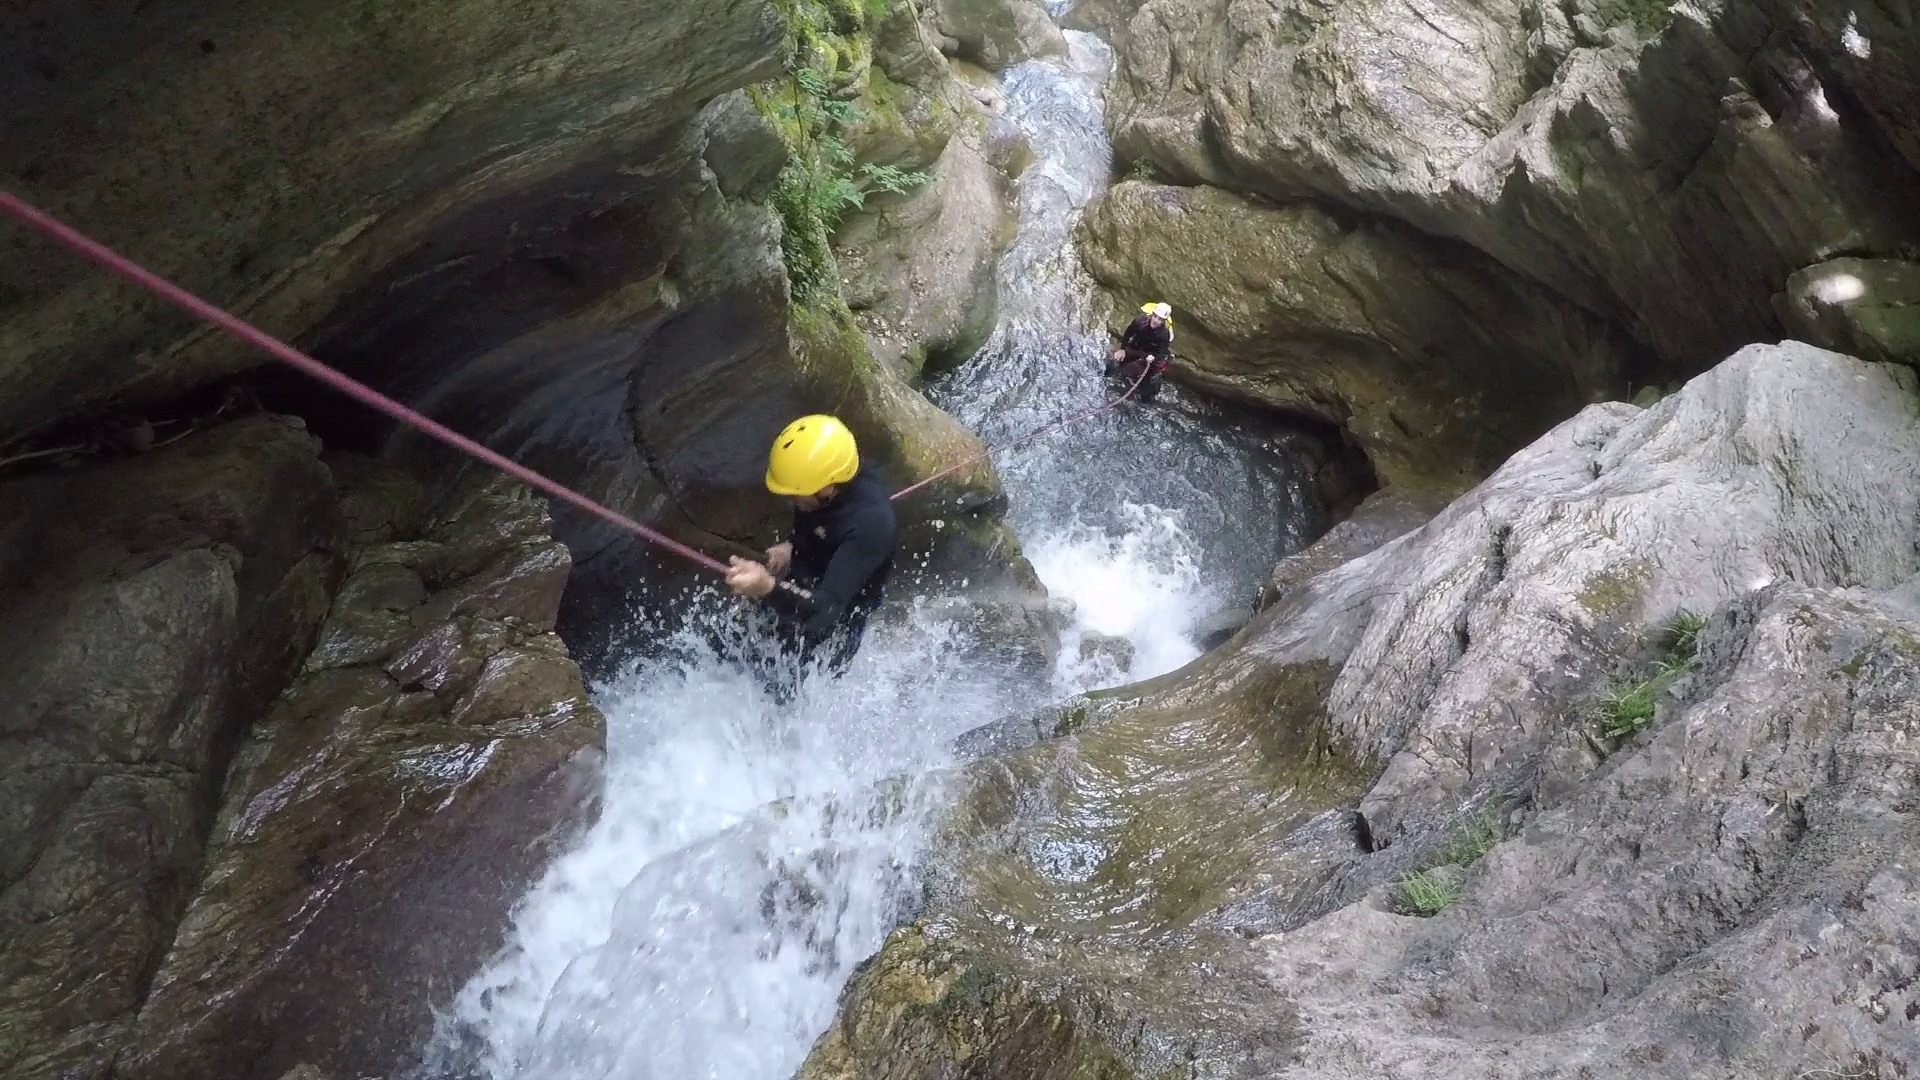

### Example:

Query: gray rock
xmin=0 ymin=417 xmax=344 ymax=1079
xmin=1190 ymin=604 xmax=1250 ymax=651
xmin=1076 ymin=629 xmax=1137 ymax=670
xmin=796 ymin=341 xmax=1920 ymax=1080
xmin=120 ymin=473 xmax=606 ymax=1080
xmin=926 ymin=0 xmax=1070 ymax=69
xmin=1078 ymin=181 xmax=1644 ymax=487
xmin=1078 ymin=0 xmax=1920 ymax=481
xmin=1256 ymin=486 xmax=1459 ymax=613
xmin=1779 ymin=256 xmax=1920 ymax=366
xmin=837 ymin=113 xmax=1016 ymax=380
xmin=0 ymin=0 xmax=787 ymax=448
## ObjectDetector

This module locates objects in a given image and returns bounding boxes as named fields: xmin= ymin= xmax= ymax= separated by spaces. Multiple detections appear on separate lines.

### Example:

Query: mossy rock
xmin=795 ymin=925 xmax=1143 ymax=1080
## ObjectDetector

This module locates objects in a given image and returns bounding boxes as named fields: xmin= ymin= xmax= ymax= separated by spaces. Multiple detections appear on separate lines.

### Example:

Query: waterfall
xmin=419 ymin=25 xmax=1322 ymax=1080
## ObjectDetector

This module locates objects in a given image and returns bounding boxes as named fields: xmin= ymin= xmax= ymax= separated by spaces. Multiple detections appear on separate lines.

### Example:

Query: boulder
xmin=120 ymin=468 xmax=606 ymax=1080
xmin=1778 ymin=256 xmax=1920 ymax=366
xmin=925 ymin=0 xmax=1070 ymax=70
xmin=0 ymin=416 xmax=344 ymax=1079
xmin=1076 ymin=629 xmax=1136 ymax=669
xmin=1094 ymin=0 xmax=1920 ymax=367
xmin=837 ymin=111 xmax=1017 ymax=381
xmin=1080 ymin=181 xmax=1645 ymax=486
xmin=1071 ymin=0 xmax=1920 ymax=485
xmin=797 ymin=341 xmax=1920 ymax=1078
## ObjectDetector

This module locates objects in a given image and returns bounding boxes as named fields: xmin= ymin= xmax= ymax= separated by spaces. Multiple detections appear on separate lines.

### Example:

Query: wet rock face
xmin=836 ymin=2 xmax=1022 ymax=381
xmin=0 ymin=421 xmax=605 ymax=1080
xmin=799 ymin=342 xmax=1920 ymax=1078
xmin=1079 ymin=0 xmax=1920 ymax=481
xmin=121 ymin=468 xmax=606 ymax=1080
xmin=924 ymin=0 xmax=1071 ymax=69
xmin=1080 ymin=180 xmax=1643 ymax=486
xmin=0 ymin=416 xmax=344 ymax=1079
xmin=0 ymin=0 xmax=786 ymax=448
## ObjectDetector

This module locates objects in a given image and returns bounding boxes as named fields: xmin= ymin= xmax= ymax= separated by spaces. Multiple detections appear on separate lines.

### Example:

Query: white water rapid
xmin=419 ymin=24 xmax=1323 ymax=1080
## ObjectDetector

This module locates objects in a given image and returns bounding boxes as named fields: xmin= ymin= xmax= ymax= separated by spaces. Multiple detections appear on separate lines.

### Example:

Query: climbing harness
xmin=1 ymin=190 xmax=1144 ymax=586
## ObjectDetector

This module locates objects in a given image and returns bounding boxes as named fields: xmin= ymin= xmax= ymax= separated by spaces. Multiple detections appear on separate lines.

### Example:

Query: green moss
xmin=1576 ymin=560 xmax=1653 ymax=618
xmin=752 ymin=0 xmax=931 ymax=303
xmin=1600 ymin=0 xmax=1673 ymax=35
xmin=1839 ymin=650 xmax=1870 ymax=678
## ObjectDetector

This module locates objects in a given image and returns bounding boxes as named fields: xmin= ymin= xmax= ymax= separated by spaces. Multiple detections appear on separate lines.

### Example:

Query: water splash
xmin=421 ymin=24 xmax=1322 ymax=1080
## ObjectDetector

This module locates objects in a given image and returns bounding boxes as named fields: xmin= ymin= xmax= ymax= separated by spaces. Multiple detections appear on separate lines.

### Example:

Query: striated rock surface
xmin=1081 ymin=180 xmax=1643 ymax=485
xmin=4 ymin=0 xmax=1041 ymax=661
xmin=121 ymin=468 xmax=605 ymax=1080
xmin=0 ymin=0 xmax=786 ymax=447
xmin=1077 ymin=0 xmax=1920 ymax=480
xmin=0 ymin=416 xmax=344 ymax=1079
xmin=835 ymin=4 xmax=1021 ymax=380
xmin=800 ymin=341 xmax=1920 ymax=1078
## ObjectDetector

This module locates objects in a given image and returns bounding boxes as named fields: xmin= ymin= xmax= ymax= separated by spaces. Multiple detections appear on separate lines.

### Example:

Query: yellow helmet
xmin=1141 ymin=301 xmax=1173 ymax=324
xmin=766 ymin=414 xmax=860 ymax=496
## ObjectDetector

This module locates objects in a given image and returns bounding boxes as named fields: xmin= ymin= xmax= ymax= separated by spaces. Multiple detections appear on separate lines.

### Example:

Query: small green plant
xmin=1442 ymin=806 xmax=1506 ymax=865
xmin=1661 ymin=608 xmax=1707 ymax=659
xmin=763 ymin=61 xmax=931 ymax=300
xmin=1398 ymin=870 xmax=1463 ymax=917
xmin=1126 ymin=157 xmax=1158 ymax=182
xmin=1596 ymin=610 xmax=1710 ymax=741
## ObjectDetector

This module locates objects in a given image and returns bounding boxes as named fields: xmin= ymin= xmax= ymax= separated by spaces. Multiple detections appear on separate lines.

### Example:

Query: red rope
xmin=2 ymin=189 xmax=1153 ymax=579
xmin=1 ymin=189 xmax=734 ymax=577
xmin=889 ymin=364 xmax=1149 ymax=501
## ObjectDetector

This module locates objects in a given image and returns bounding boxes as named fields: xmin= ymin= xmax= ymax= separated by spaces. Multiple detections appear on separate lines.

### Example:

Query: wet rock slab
xmin=119 ymin=469 xmax=606 ymax=1080
xmin=0 ymin=416 xmax=344 ymax=1079
xmin=797 ymin=342 xmax=1920 ymax=1079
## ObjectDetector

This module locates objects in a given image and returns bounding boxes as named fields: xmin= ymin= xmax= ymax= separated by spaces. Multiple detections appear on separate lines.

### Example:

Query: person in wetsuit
xmin=723 ymin=414 xmax=897 ymax=701
xmin=1105 ymin=301 xmax=1174 ymax=402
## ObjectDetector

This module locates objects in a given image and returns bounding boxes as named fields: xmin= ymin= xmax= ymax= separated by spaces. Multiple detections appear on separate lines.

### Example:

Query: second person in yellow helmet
xmin=723 ymin=414 xmax=898 ymax=700
xmin=1105 ymin=301 xmax=1174 ymax=402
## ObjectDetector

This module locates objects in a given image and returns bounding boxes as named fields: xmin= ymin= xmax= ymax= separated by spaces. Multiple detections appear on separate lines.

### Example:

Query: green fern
xmin=755 ymin=0 xmax=932 ymax=302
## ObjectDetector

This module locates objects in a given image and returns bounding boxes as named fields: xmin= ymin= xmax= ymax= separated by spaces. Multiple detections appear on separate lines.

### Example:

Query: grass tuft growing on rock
xmin=1394 ymin=804 xmax=1506 ymax=917
xmin=1441 ymin=806 xmax=1505 ymax=865
xmin=1397 ymin=870 xmax=1464 ymax=916
xmin=1596 ymin=609 xmax=1708 ymax=741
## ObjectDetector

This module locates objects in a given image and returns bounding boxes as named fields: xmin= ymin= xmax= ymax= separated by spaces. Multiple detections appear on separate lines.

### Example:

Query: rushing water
xmin=421 ymin=25 xmax=1322 ymax=1080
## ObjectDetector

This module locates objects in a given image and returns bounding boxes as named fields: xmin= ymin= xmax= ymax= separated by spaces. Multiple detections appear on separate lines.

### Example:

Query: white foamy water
xmin=420 ymin=24 xmax=1317 ymax=1080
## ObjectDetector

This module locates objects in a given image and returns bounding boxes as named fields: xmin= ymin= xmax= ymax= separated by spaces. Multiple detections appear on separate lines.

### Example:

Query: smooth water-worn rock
xmin=1075 ymin=0 xmax=1920 ymax=480
xmin=1779 ymin=256 xmax=1920 ymax=367
xmin=121 ymin=468 xmax=605 ymax=1080
xmin=0 ymin=416 xmax=344 ymax=1079
xmin=798 ymin=341 xmax=1920 ymax=1078
xmin=1255 ymin=485 xmax=1460 ymax=613
xmin=0 ymin=0 xmax=784 ymax=448
xmin=1081 ymin=180 xmax=1643 ymax=485
xmin=835 ymin=0 xmax=1020 ymax=379
xmin=925 ymin=0 xmax=1070 ymax=69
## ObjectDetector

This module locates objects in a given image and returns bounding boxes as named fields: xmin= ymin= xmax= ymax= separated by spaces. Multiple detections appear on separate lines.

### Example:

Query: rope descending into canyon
xmin=889 ymin=363 xmax=1149 ymax=502
xmin=2 ymin=190 xmax=1146 ymax=582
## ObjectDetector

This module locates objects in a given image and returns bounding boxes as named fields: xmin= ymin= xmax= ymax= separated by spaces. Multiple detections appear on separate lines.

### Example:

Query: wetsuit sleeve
xmin=765 ymin=517 xmax=893 ymax=636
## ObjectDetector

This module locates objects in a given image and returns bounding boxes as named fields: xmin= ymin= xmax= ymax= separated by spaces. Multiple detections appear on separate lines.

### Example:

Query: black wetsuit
xmin=1107 ymin=313 xmax=1173 ymax=400
xmin=754 ymin=466 xmax=897 ymax=698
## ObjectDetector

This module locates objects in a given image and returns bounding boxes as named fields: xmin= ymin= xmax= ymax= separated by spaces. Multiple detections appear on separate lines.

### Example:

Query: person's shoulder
xmin=850 ymin=469 xmax=899 ymax=530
